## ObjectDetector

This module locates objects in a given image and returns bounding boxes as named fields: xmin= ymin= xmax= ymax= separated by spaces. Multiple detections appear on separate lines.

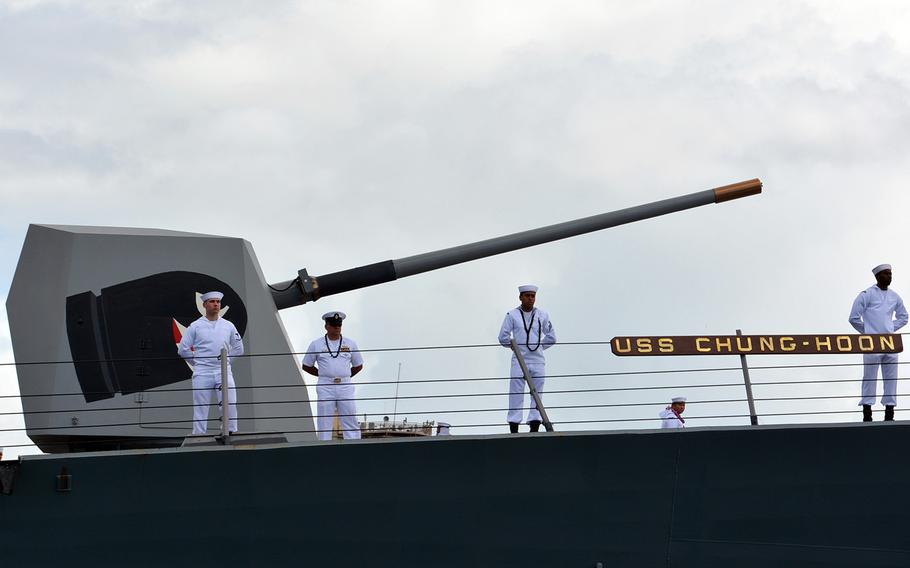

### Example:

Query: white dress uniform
xmin=659 ymin=407 xmax=685 ymax=429
xmin=302 ymin=335 xmax=364 ymax=440
xmin=177 ymin=316 xmax=244 ymax=434
xmin=498 ymin=304 xmax=557 ymax=424
xmin=849 ymin=283 xmax=909 ymax=407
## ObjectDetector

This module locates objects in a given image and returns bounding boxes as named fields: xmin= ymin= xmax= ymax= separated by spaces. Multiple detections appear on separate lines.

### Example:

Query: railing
xmin=0 ymin=336 xmax=907 ymax=457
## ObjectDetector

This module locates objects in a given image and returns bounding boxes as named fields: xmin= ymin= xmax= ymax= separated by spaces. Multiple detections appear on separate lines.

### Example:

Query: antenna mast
xmin=392 ymin=362 xmax=402 ymax=423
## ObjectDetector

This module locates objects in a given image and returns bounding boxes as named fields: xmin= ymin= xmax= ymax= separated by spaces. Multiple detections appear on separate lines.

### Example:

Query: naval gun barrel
xmin=269 ymin=178 xmax=761 ymax=309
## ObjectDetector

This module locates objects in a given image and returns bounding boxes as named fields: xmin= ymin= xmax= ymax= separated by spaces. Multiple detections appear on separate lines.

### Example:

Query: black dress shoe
xmin=529 ymin=420 xmax=541 ymax=432
xmin=863 ymin=405 xmax=873 ymax=422
xmin=508 ymin=422 xmax=519 ymax=433
xmin=885 ymin=405 xmax=895 ymax=421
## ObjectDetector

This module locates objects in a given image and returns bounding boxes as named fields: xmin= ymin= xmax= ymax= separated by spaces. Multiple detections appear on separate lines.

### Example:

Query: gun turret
xmin=269 ymin=179 xmax=762 ymax=309
xmin=7 ymin=178 xmax=760 ymax=452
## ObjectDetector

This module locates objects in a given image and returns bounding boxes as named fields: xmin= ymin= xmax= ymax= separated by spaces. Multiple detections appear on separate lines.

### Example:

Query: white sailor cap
xmin=518 ymin=285 xmax=538 ymax=293
xmin=322 ymin=311 xmax=347 ymax=324
xmin=671 ymin=396 xmax=687 ymax=403
xmin=436 ymin=422 xmax=451 ymax=435
xmin=200 ymin=291 xmax=224 ymax=302
xmin=873 ymin=264 xmax=892 ymax=275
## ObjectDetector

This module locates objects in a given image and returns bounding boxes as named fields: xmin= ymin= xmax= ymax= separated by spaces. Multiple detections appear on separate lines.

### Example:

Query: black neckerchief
xmin=519 ymin=308 xmax=542 ymax=352
xmin=324 ymin=334 xmax=343 ymax=358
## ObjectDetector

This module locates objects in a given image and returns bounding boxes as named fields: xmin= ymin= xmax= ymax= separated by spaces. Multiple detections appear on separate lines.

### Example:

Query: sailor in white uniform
xmin=659 ymin=397 xmax=687 ymax=429
xmin=498 ymin=285 xmax=557 ymax=433
xmin=177 ymin=291 xmax=244 ymax=435
xmin=849 ymin=264 xmax=909 ymax=422
xmin=302 ymin=312 xmax=364 ymax=440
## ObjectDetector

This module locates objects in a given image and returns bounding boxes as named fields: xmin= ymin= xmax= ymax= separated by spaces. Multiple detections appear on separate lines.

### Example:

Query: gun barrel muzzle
xmin=713 ymin=178 xmax=762 ymax=203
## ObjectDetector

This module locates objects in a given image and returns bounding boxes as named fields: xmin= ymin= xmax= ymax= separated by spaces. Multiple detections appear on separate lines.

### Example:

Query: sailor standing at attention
xmin=177 ymin=291 xmax=244 ymax=435
xmin=849 ymin=264 xmax=909 ymax=422
xmin=302 ymin=312 xmax=364 ymax=440
xmin=498 ymin=285 xmax=557 ymax=433
xmin=659 ymin=397 xmax=687 ymax=429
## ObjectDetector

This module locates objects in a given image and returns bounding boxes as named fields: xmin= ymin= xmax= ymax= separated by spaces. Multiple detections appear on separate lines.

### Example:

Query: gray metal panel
xmin=38 ymin=223 xmax=226 ymax=238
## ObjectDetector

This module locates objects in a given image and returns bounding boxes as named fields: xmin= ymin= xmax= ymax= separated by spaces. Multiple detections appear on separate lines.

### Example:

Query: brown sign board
xmin=610 ymin=334 xmax=903 ymax=356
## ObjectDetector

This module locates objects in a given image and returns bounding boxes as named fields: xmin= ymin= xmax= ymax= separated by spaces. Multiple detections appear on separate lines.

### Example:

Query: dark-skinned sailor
xmin=659 ymin=397 xmax=686 ymax=429
xmin=849 ymin=264 xmax=908 ymax=422
xmin=302 ymin=312 xmax=364 ymax=440
xmin=498 ymin=285 xmax=557 ymax=433
xmin=177 ymin=291 xmax=244 ymax=435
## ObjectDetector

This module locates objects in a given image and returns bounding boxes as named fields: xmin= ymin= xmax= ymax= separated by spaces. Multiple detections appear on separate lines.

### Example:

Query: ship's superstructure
xmin=0 ymin=180 xmax=797 ymax=568
xmin=351 ymin=416 xmax=434 ymax=439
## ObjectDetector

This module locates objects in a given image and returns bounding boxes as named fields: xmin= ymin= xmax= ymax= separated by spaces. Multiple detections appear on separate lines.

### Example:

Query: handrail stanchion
xmin=736 ymin=329 xmax=759 ymax=425
xmin=510 ymin=338 xmax=554 ymax=432
xmin=220 ymin=347 xmax=230 ymax=441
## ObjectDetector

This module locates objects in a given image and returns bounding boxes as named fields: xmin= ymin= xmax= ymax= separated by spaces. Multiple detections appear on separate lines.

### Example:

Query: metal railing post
xmin=510 ymin=338 xmax=554 ymax=432
xmin=220 ymin=347 xmax=230 ymax=440
xmin=736 ymin=329 xmax=759 ymax=425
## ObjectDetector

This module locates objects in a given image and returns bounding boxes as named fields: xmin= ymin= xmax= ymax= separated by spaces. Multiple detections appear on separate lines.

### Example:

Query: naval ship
xmin=3 ymin=178 xmax=908 ymax=567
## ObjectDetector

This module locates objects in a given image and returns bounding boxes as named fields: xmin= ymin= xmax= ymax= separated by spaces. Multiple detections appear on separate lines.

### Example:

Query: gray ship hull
xmin=1 ymin=422 xmax=906 ymax=567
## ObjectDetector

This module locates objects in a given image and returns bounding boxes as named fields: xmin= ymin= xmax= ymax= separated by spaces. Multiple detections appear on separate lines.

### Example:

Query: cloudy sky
xmin=3 ymin=0 xmax=910 ymax=457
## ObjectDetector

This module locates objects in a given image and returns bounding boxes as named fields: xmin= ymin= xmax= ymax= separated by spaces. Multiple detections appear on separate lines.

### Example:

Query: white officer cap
xmin=671 ymin=396 xmax=687 ymax=403
xmin=873 ymin=264 xmax=892 ymax=275
xmin=200 ymin=291 xmax=224 ymax=302
xmin=518 ymin=285 xmax=538 ymax=293
xmin=322 ymin=311 xmax=347 ymax=323
xmin=437 ymin=422 xmax=451 ymax=435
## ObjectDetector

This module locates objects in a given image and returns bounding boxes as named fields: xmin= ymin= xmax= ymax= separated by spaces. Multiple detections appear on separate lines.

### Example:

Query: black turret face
xmin=66 ymin=271 xmax=247 ymax=402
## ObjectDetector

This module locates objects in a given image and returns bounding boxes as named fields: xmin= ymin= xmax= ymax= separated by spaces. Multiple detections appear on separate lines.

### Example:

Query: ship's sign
xmin=610 ymin=334 xmax=903 ymax=356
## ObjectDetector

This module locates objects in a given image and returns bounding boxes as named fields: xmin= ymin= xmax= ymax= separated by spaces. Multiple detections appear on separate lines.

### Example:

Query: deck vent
xmin=56 ymin=467 xmax=72 ymax=492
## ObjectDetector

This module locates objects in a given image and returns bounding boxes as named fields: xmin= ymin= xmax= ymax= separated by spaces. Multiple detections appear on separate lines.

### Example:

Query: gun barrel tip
xmin=713 ymin=178 xmax=762 ymax=203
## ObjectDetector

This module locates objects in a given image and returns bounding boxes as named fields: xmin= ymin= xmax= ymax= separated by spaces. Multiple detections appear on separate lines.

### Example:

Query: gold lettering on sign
xmin=613 ymin=338 xmax=632 ymax=354
xmin=610 ymin=334 xmax=902 ymax=356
